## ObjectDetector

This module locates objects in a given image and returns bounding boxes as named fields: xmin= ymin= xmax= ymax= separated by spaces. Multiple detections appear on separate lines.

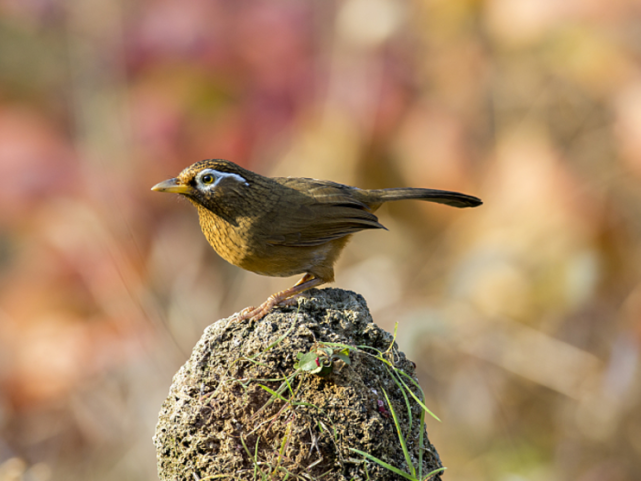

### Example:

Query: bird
xmin=152 ymin=159 xmax=482 ymax=321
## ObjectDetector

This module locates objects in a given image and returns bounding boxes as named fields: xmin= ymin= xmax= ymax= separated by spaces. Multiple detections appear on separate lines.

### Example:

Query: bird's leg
xmin=236 ymin=274 xmax=324 ymax=322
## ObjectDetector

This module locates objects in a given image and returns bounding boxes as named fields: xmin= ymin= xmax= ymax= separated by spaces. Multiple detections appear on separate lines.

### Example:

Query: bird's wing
xmin=260 ymin=177 xmax=385 ymax=247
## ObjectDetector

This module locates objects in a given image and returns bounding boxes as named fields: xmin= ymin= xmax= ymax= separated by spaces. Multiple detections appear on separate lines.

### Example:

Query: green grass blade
xmin=418 ymin=409 xmax=425 ymax=480
xmin=283 ymin=374 xmax=295 ymax=397
xmin=397 ymin=371 xmax=441 ymax=422
xmin=240 ymin=436 xmax=266 ymax=480
xmin=349 ymin=448 xmax=417 ymax=480
xmin=275 ymin=425 xmax=290 ymax=470
xmin=385 ymin=322 xmax=399 ymax=354
xmin=256 ymin=383 xmax=288 ymax=402
xmin=385 ymin=366 xmax=413 ymax=430
xmin=382 ymin=387 xmax=415 ymax=478
xmin=422 ymin=467 xmax=446 ymax=480
xmin=317 ymin=342 xmax=356 ymax=351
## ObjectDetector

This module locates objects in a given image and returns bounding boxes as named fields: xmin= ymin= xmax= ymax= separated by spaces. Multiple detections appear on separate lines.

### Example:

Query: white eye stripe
xmin=197 ymin=169 xmax=249 ymax=187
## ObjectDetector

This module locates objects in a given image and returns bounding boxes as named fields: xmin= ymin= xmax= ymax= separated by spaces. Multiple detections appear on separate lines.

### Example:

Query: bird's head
xmin=151 ymin=159 xmax=267 ymax=226
xmin=152 ymin=159 xmax=255 ymax=210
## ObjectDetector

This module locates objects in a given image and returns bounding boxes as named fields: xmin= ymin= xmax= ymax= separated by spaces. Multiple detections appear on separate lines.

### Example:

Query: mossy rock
xmin=154 ymin=288 xmax=443 ymax=481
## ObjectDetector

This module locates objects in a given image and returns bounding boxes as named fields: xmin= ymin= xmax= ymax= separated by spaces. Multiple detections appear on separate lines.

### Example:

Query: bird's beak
xmin=151 ymin=178 xmax=193 ymax=195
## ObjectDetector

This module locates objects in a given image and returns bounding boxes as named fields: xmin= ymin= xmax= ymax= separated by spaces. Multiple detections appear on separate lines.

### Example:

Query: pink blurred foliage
xmin=0 ymin=108 xmax=77 ymax=225
xmin=127 ymin=0 xmax=315 ymax=171
xmin=0 ymin=0 xmax=641 ymax=480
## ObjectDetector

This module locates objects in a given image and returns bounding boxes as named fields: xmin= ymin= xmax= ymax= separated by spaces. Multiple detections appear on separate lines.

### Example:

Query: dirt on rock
xmin=154 ymin=288 xmax=443 ymax=481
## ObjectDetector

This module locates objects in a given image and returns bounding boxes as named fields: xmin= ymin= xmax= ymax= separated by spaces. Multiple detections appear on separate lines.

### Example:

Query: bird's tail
xmin=367 ymin=188 xmax=482 ymax=209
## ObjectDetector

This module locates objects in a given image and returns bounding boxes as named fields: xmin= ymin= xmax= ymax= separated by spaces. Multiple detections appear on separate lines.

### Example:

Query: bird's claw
xmin=234 ymin=295 xmax=303 ymax=322
xmin=235 ymin=306 xmax=257 ymax=322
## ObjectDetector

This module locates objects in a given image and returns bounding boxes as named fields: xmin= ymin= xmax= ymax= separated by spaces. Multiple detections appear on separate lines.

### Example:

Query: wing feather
xmin=261 ymin=177 xmax=385 ymax=247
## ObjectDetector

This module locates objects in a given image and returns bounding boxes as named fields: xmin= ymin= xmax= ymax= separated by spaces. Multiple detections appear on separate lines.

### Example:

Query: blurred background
xmin=1 ymin=0 xmax=640 ymax=480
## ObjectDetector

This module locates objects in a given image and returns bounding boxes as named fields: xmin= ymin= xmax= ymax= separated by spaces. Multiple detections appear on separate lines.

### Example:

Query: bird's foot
xmin=235 ymin=305 xmax=257 ymax=322
xmin=235 ymin=295 xmax=302 ymax=322
xmin=234 ymin=274 xmax=325 ymax=322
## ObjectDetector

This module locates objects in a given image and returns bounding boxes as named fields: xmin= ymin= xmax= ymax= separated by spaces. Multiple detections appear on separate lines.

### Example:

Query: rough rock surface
xmin=154 ymin=288 xmax=443 ymax=481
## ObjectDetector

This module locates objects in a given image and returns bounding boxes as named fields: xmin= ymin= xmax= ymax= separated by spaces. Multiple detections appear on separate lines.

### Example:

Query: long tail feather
xmin=369 ymin=188 xmax=482 ymax=208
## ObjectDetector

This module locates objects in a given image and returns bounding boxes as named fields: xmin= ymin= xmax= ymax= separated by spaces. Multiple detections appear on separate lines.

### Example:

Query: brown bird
xmin=152 ymin=159 xmax=482 ymax=321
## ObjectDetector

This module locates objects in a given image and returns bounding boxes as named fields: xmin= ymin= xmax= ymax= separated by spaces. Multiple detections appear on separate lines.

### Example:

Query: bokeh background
xmin=1 ymin=0 xmax=641 ymax=480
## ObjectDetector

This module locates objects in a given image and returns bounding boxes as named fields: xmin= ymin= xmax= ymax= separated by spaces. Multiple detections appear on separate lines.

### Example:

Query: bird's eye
xmin=201 ymin=174 xmax=214 ymax=184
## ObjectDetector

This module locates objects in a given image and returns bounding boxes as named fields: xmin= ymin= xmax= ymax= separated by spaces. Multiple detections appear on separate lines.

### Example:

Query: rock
xmin=154 ymin=288 xmax=443 ymax=481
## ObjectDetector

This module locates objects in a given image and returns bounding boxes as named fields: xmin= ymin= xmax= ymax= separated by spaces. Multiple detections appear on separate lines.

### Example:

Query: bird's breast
xmin=196 ymin=204 xmax=347 ymax=281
